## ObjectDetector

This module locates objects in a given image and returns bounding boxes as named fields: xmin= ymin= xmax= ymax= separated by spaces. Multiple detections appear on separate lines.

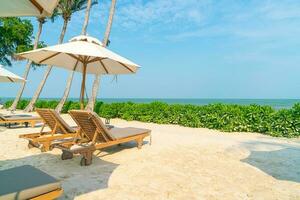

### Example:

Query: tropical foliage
xmin=0 ymin=17 xmax=34 ymax=66
xmin=4 ymin=100 xmax=300 ymax=138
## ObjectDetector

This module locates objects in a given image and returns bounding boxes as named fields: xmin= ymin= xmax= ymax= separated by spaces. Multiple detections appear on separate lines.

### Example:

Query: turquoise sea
xmin=1 ymin=98 xmax=300 ymax=110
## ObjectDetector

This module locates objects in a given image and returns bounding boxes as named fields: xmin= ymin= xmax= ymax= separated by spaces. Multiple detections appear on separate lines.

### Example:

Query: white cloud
xmin=115 ymin=0 xmax=212 ymax=29
xmin=69 ymin=0 xmax=300 ymax=43
xmin=159 ymin=0 xmax=300 ymax=41
xmin=259 ymin=0 xmax=300 ymax=20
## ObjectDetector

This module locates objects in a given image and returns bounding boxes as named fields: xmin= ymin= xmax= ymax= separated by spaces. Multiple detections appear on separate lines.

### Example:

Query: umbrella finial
xmin=69 ymin=35 xmax=102 ymax=46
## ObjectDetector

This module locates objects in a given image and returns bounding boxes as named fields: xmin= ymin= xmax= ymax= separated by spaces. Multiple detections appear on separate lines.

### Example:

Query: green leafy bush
xmin=4 ymin=100 xmax=13 ymax=108
xmin=98 ymin=102 xmax=300 ymax=138
xmin=3 ymin=99 xmax=300 ymax=138
xmin=4 ymin=99 xmax=29 ymax=109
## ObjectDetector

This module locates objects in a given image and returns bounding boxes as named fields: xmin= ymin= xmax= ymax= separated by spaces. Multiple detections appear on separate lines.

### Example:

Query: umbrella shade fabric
xmin=17 ymin=35 xmax=139 ymax=75
xmin=0 ymin=0 xmax=59 ymax=17
xmin=0 ymin=66 xmax=25 ymax=82
xmin=17 ymin=35 xmax=139 ymax=109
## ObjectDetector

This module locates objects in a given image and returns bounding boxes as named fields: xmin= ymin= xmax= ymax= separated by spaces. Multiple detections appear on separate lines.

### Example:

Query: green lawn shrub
xmin=3 ymin=99 xmax=300 ymax=138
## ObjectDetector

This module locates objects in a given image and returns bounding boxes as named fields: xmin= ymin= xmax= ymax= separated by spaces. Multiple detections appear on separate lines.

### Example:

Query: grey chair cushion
xmin=0 ymin=165 xmax=61 ymax=200
xmin=2 ymin=114 xmax=40 ymax=121
xmin=109 ymin=127 xmax=151 ymax=139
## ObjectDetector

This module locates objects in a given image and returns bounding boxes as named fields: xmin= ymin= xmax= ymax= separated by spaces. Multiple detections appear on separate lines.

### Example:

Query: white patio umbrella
xmin=0 ymin=65 xmax=25 ymax=83
xmin=0 ymin=0 xmax=59 ymax=17
xmin=17 ymin=35 xmax=139 ymax=109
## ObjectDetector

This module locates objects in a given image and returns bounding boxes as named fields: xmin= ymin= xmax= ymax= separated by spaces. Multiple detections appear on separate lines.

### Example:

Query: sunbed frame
xmin=19 ymin=109 xmax=79 ymax=152
xmin=31 ymin=188 xmax=63 ymax=200
xmin=0 ymin=114 xmax=41 ymax=128
xmin=55 ymin=110 xmax=151 ymax=166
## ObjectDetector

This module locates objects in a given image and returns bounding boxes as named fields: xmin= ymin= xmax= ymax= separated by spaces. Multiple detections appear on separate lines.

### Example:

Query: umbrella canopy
xmin=0 ymin=0 xmax=59 ymax=17
xmin=17 ymin=35 xmax=140 ymax=109
xmin=18 ymin=35 xmax=139 ymax=74
xmin=0 ymin=65 xmax=25 ymax=83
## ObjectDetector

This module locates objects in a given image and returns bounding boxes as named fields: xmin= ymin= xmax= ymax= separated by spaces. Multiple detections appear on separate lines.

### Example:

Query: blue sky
xmin=1 ymin=0 xmax=300 ymax=99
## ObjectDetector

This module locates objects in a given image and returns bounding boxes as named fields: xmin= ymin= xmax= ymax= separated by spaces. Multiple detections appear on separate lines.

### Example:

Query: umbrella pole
xmin=80 ymin=63 xmax=87 ymax=110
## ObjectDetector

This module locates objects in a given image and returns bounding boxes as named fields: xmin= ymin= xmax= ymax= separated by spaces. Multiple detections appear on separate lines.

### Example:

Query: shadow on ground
xmin=0 ymin=152 xmax=120 ymax=199
xmin=98 ymin=140 xmax=150 ymax=157
xmin=0 ymin=140 xmax=148 ymax=199
xmin=241 ymin=141 xmax=300 ymax=183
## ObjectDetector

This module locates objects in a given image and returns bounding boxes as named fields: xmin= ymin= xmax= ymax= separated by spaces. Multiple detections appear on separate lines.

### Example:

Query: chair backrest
xmin=0 ymin=113 xmax=5 ymax=122
xmin=69 ymin=110 xmax=115 ymax=143
xmin=36 ymin=109 xmax=75 ymax=134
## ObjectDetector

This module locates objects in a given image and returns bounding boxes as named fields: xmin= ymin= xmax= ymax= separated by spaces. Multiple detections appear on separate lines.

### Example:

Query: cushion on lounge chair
xmin=0 ymin=165 xmax=61 ymax=200
xmin=89 ymin=112 xmax=149 ymax=140
xmin=1 ymin=114 xmax=40 ymax=121
xmin=109 ymin=127 xmax=151 ymax=139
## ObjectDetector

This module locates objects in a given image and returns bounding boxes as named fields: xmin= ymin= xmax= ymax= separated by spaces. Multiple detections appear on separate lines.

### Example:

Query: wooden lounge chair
xmin=0 ymin=165 xmax=63 ymax=200
xmin=0 ymin=113 xmax=41 ymax=128
xmin=19 ymin=109 xmax=79 ymax=152
xmin=55 ymin=110 xmax=151 ymax=166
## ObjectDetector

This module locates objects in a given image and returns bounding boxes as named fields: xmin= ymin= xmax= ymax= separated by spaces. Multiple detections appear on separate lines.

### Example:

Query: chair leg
xmin=136 ymin=138 xmax=143 ymax=149
xmin=80 ymin=151 xmax=93 ymax=166
xmin=28 ymin=141 xmax=36 ymax=149
xmin=40 ymin=141 xmax=51 ymax=152
xmin=30 ymin=122 xmax=35 ymax=128
xmin=61 ymin=150 xmax=73 ymax=160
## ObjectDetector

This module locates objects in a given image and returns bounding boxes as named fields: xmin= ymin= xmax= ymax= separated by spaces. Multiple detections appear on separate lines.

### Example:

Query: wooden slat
xmin=0 ymin=118 xmax=41 ymax=124
xmin=99 ymin=59 xmax=109 ymax=74
xmin=31 ymin=188 xmax=63 ymax=200
xmin=39 ymin=52 xmax=61 ymax=63
xmin=29 ymin=0 xmax=44 ymax=14
xmin=86 ymin=57 xmax=101 ymax=64
xmin=6 ymin=77 xmax=15 ymax=82
xmin=66 ymin=53 xmax=83 ymax=63
xmin=19 ymin=109 xmax=78 ymax=152
xmin=69 ymin=111 xmax=102 ymax=141
xmin=57 ymin=110 xmax=152 ymax=165
xmin=116 ymin=61 xmax=134 ymax=73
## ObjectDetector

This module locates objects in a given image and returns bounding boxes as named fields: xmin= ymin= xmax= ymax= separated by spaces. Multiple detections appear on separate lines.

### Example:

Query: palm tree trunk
xmin=81 ymin=0 xmax=92 ymax=35
xmin=55 ymin=70 xmax=75 ymax=112
xmin=58 ymin=19 xmax=68 ymax=44
xmin=55 ymin=0 xmax=93 ymax=113
xmin=9 ymin=18 xmax=44 ymax=111
xmin=102 ymin=0 xmax=117 ymax=47
xmin=85 ymin=74 xmax=100 ymax=111
xmin=24 ymin=19 xmax=69 ymax=112
xmin=86 ymin=0 xmax=117 ymax=111
xmin=24 ymin=66 xmax=52 ymax=112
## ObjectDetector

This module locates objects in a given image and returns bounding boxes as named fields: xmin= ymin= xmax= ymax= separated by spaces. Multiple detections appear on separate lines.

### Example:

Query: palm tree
xmin=55 ymin=0 xmax=96 ymax=113
xmin=24 ymin=0 xmax=96 ymax=112
xmin=85 ymin=0 xmax=117 ymax=111
xmin=9 ymin=17 xmax=46 ymax=111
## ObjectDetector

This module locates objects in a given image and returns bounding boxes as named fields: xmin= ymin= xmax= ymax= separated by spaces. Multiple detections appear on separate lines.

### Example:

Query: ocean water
xmin=1 ymin=98 xmax=300 ymax=110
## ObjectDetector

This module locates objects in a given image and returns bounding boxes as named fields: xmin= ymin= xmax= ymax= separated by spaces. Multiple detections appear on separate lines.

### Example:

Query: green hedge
xmin=3 ymin=100 xmax=300 ymax=138
xmin=4 ymin=100 xmax=81 ymax=112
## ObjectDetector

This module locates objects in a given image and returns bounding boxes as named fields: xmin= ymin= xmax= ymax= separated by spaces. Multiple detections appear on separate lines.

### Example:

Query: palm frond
xmin=51 ymin=0 xmax=98 ymax=22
